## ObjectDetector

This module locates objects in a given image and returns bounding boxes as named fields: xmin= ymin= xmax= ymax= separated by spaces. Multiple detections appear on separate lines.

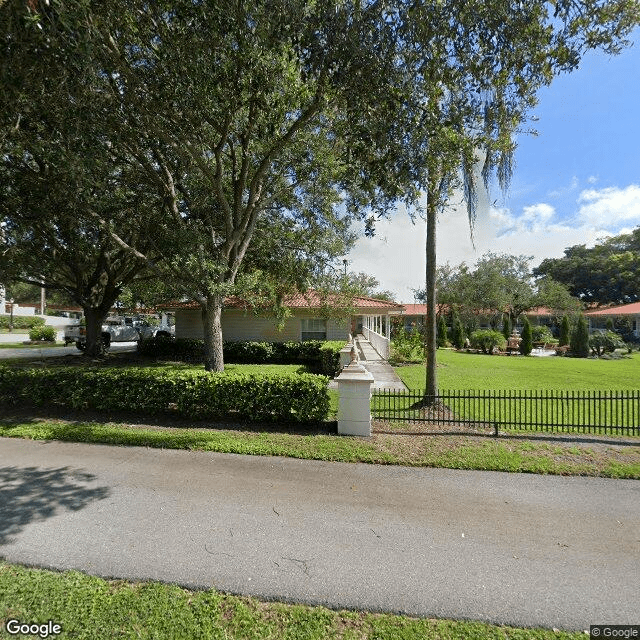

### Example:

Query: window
xmin=301 ymin=318 xmax=327 ymax=341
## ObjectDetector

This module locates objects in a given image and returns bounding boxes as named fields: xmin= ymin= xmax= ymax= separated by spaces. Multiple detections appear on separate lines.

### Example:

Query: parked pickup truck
xmin=64 ymin=316 xmax=173 ymax=350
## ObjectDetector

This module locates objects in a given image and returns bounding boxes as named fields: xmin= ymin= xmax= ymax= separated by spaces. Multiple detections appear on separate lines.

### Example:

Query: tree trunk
xmin=424 ymin=181 xmax=438 ymax=404
xmin=202 ymin=296 xmax=224 ymax=372
xmin=83 ymin=306 xmax=108 ymax=357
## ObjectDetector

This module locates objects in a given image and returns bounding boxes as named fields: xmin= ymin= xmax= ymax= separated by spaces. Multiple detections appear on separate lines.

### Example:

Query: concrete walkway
xmin=355 ymin=335 xmax=407 ymax=391
xmin=1 ymin=438 xmax=639 ymax=630
xmin=329 ymin=337 xmax=406 ymax=391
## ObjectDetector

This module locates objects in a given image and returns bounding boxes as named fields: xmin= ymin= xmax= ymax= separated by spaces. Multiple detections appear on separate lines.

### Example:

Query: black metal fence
xmin=371 ymin=389 xmax=640 ymax=435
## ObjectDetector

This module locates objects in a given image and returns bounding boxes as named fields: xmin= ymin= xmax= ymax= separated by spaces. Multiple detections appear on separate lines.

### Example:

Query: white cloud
xmin=587 ymin=175 xmax=598 ymax=184
xmin=347 ymin=183 xmax=640 ymax=301
xmin=577 ymin=185 xmax=640 ymax=226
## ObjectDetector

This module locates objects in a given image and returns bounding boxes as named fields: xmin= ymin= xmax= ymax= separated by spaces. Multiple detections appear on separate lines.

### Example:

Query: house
xmin=586 ymin=302 xmax=640 ymax=338
xmin=163 ymin=291 xmax=404 ymax=358
xmin=400 ymin=304 xmax=448 ymax=331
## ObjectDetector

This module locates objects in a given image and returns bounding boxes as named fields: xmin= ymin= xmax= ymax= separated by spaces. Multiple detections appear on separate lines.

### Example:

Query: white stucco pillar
xmin=336 ymin=350 xmax=374 ymax=437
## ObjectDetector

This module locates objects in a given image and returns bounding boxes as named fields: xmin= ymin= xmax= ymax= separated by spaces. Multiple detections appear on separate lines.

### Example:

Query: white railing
xmin=363 ymin=326 xmax=389 ymax=359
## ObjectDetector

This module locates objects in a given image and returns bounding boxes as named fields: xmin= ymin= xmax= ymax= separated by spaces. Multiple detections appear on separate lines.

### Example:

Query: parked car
xmin=64 ymin=316 xmax=173 ymax=350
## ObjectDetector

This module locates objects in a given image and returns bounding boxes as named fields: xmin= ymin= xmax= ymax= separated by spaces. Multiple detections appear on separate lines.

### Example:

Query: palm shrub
xmin=519 ymin=317 xmax=533 ymax=355
xmin=589 ymin=330 xmax=625 ymax=356
xmin=570 ymin=314 xmax=590 ymax=358
xmin=470 ymin=329 xmax=506 ymax=355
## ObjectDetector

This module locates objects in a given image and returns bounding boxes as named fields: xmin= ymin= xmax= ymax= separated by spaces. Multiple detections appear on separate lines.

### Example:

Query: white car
xmin=65 ymin=316 xmax=173 ymax=350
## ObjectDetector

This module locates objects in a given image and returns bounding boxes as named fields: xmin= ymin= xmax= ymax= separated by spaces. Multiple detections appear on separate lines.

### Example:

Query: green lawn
xmin=396 ymin=349 xmax=640 ymax=391
xmin=0 ymin=562 xmax=585 ymax=640
xmin=383 ymin=350 xmax=640 ymax=435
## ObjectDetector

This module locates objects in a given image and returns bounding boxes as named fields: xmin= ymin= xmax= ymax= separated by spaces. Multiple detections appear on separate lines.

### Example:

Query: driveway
xmin=1 ymin=439 xmax=638 ymax=630
xmin=0 ymin=342 xmax=138 ymax=359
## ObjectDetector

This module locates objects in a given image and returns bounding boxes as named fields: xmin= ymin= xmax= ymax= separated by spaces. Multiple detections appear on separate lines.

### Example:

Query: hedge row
xmin=137 ymin=338 xmax=344 ymax=376
xmin=0 ymin=315 xmax=45 ymax=330
xmin=0 ymin=366 xmax=330 ymax=423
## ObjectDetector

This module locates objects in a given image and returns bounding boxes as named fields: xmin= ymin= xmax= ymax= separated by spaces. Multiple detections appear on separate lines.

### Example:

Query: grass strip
xmin=2 ymin=418 xmax=639 ymax=478
xmin=0 ymin=561 xmax=584 ymax=640
xmin=0 ymin=342 xmax=64 ymax=349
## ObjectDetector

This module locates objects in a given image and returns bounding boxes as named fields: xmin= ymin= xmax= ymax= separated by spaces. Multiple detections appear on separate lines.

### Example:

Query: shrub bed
xmin=0 ymin=366 xmax=330 ymax=423
xmin=470 ymin=330 xmax=506 ymax=355
xmin=28 ymin=325 xmax=56 ymax=342
xmin=0 ymin=315 xmax=45 ymax=330
xmin=137 ymin=337 xmax=343 ymax=376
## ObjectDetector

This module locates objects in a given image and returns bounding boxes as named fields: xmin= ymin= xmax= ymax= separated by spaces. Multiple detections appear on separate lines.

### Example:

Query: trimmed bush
xmin=223 ymin=341 xmax=275 ymax=363
xmin=450 ymin=311 xmax=465 ymax=350
xmin=501 ymin=315 xmax=511 ymax=341
xmin=559 ymin=315 xmax=571 ymax=347
xmin=137 ymin=337 xmax=342 ymax=375
xmin=0 ymin=366 xmax=330 ymax=423
xmin=318 ymin=341 xmax=343 ymax=376
xmin=570 ymin=315 xmax=590 ymax=358
xmin=0 ymin=315 xmax=45 ymax=330
xmin=531 ymin=325 xmax=554 ymax=344
xmin=470 ymin=330 xmax=506 ymax=355
xmin=437 ymin=316 xmax=448 ymax=348
xmin=28 ymin=325 xmax=57 ymax=342
xmin=519 ymin=318 xmax=533 ymax=355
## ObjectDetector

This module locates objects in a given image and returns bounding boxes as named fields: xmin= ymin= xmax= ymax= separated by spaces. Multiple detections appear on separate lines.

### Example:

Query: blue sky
xmin=348 ymin=29 xmax=640 ymax=301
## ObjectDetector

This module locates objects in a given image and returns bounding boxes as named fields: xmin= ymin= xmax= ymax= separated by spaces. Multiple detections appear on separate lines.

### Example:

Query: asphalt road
xmin=1 ymin=438 xmax=638 ymax=630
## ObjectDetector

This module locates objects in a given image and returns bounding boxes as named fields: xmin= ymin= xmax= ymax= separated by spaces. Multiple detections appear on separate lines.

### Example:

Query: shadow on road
xmin=0 ymin=466 xmax=110 ymax=545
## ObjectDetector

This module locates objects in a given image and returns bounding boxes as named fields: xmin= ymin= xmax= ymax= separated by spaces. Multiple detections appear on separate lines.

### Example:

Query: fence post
xmin=335 ymin=351 xmax=374 ymax=437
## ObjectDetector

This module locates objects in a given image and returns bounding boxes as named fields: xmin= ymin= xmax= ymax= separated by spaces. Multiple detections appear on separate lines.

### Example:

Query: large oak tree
xmin=2 ymin=0 xmax=637 ymax=374
xmin=534 ymin=227 xmax=640 ymax=304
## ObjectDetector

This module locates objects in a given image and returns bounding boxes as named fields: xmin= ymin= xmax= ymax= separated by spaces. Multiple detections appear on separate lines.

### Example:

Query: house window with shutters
xmin=301 ymin=318 xmax=327 ymax=341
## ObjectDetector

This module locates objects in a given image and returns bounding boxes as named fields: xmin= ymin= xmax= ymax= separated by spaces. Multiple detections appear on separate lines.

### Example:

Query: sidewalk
xmin=0 ymin=333 xmax=30 ymax=343
xmin=329 ymin=336 xmax=406 ymax=391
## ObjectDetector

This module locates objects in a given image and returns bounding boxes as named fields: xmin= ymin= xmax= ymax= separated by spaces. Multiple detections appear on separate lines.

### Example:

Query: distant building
xmin=586 ymin=302 xmax=640 ymax=338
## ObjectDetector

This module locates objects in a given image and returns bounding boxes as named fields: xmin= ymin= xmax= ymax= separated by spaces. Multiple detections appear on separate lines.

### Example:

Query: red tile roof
xmin=163 ymin=291 xmax=403 ymax=312
xmin=402 ymin=303 xmax=448 ymax=315
xmin=586 ymin=302 xmax=640 ymax=316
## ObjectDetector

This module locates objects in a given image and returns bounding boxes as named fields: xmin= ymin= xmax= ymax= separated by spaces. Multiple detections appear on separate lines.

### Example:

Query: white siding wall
xmin=175 ymin=308 xmax=350 ymax=342
xmin=174 ymin=309 xmax=204 ymax=339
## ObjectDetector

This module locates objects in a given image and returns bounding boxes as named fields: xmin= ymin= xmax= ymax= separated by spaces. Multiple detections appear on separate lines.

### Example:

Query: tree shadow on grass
xmin=0 ymin=465 xmax=110 ymax=546
xmin=0 ymin=407 xmax=338 ymax=437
